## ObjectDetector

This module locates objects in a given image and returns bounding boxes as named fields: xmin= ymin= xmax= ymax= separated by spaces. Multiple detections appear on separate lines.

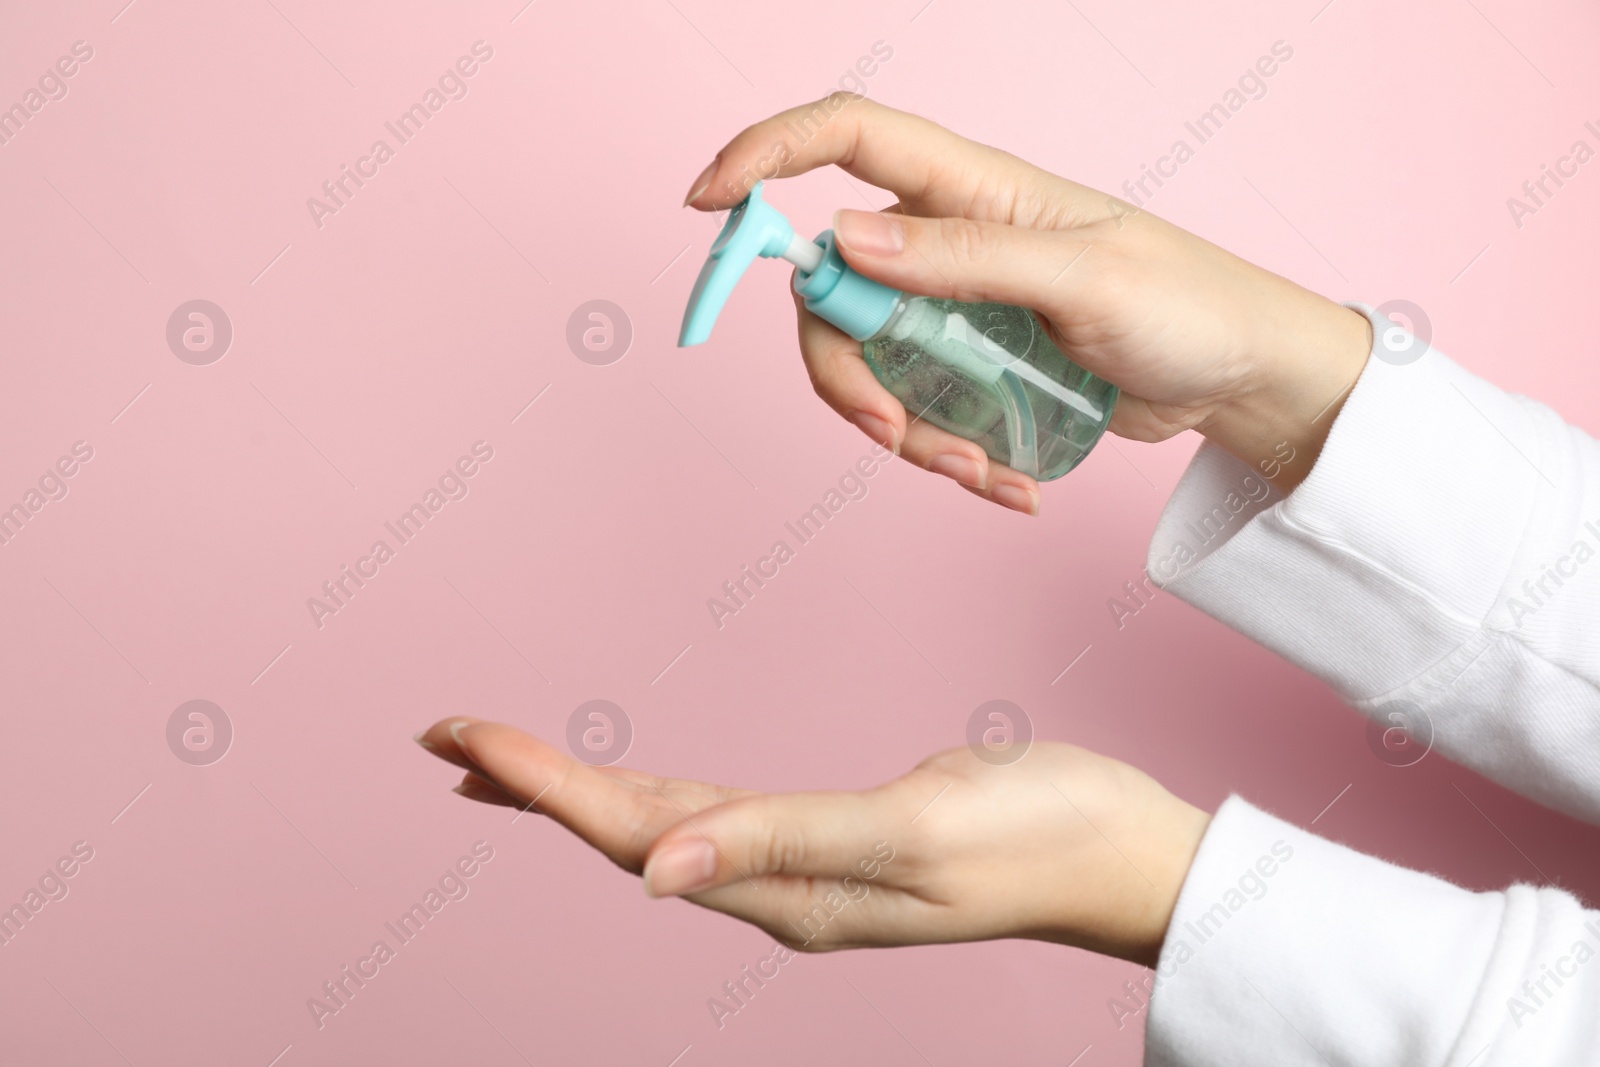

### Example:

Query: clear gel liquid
xmin=861 ymin=297 xmax=1117 ymax=480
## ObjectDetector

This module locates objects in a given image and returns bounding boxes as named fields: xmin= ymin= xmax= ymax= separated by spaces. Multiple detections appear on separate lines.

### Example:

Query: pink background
xmin=3 ymin=0 xmax=1598 ymax=1063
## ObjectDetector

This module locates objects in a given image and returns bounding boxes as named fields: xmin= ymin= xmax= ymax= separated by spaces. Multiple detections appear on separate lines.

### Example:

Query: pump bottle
xmin=679 ymin=182 xmax=1117 ymax=480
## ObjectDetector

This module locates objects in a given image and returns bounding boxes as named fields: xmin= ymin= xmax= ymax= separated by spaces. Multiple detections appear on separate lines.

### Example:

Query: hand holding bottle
xmin=416 ymin=717 xmax=1210 ymax=966
xmin=684 ymin=95 xmax=1372 ymax=514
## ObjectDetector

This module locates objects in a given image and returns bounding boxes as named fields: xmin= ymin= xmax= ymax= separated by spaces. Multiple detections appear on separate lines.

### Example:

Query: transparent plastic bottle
xmin=860 ymin=296 xmax=1116 ymax=480
xmin=679 ymin=182 xmax=1118 ymax=480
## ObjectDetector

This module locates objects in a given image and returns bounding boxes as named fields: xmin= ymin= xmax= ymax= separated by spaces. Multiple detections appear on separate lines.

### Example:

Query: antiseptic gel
xmin=678 ymin=182 xmax=1117 ymax=480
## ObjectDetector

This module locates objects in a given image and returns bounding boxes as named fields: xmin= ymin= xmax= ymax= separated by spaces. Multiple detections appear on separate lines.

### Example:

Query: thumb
xmin=642 ymin=790 xmax=899 ymax=899
xmin=830 ymin=208 xmax=1099 ymax=320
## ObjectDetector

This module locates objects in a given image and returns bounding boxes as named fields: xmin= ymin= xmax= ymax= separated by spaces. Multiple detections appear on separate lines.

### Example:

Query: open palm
xmin=417 ymin=718 xmax=1209 ymax=965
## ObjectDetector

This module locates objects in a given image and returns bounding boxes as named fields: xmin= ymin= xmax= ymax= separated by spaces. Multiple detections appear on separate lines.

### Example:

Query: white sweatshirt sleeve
xmin=1142 ymin=305 xmax=1600 ymax=1066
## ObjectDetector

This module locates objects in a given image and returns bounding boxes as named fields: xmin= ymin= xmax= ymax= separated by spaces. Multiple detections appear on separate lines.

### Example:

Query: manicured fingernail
xmin=849 ymin=411 xmax=899 ymax=454
xmin=643 ymin=840 xmax=718 ymax=898
xmin=451 ymin=780 xmax=498 ymax=802
xmin=448 ymin=720 xmax=474 ymax=749
xmin=992 ymin=483 xmax=1040 ymax=516
xmin=413 ymin=731 xmax=437 ymax=752
xmin=684 ymin=159 xmax=718 ymax=206
xmin=834 ymin=209 xmax=904 ymax=256
xmin=928 ymin=453 xmax=986 ymax=489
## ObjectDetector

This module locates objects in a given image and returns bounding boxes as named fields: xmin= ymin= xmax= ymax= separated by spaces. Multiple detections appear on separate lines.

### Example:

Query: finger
xmin=640 ymin=790 xmax=897 ymax=899
xmin=794 ymin=297 xmax=906 ymax=453
xmin=831 ymin=209 xmax=1099 ymax=319
xmin=417 ymin=716 xmax=737 ymax=804
xmin=452 ymin=771 xmax=520 ymax=808
xmin=451 ymin=722 xmax=743 ymax=872
xmin=415 ymin=716 xmax=488 ymax=775
xmin=960 ymin=477 xmax=1040 ymax=516
xmin=794 ymin=302 xmax=987 ymax=490
xmin=902 ymin=414 xmax=1047 ymax=516
xmin=797 ymin=293 xmax=1041 ymax=514
xmin=685 ymin=95 xmax=1077 ymax=222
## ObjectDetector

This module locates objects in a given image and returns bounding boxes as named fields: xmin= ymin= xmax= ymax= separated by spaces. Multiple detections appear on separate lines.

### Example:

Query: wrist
xmin=1125 ymin=796 xmax=1212 ymax=968
xmin=1200 ymin=287 xmax=1372 ymax=491
xmin=1043 ymin=780 xmax=1212 ymax=968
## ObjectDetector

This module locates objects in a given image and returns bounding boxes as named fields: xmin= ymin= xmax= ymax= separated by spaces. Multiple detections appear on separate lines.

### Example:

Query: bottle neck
xmin=868 ymin=294 xmax=914 ymax=341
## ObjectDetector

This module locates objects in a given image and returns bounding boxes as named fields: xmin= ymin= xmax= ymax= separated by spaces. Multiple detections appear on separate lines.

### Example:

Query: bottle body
xmin=860 ymin=296 xmax=1117 ymax=481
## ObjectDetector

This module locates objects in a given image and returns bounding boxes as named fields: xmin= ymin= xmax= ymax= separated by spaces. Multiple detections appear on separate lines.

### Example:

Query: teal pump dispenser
xmin=679 ymin=182 xmax=1118 ymax=480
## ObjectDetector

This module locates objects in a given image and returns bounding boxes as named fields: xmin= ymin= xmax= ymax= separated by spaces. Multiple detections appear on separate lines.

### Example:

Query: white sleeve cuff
xmin=1144 ymin=303 xmax=1551 ymax=698
xmin=1142 ymin=304 xmax=1600 ymax=821
xmin=1142 ymin=796 xmax=1591 ymax=1067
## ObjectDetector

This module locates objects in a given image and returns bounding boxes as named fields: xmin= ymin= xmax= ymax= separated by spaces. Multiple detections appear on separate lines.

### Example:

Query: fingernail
xmin=683 ymin=159 xmax=718 ymax=206
xmin=928 ymin=453 xmax=986 ymax=489
xmin=834 ymin=209 xmax=904 ymax=256
xmin=643 ymin=840 xmax=718 ymax=898
xmin=451 ymin=780 xmax=497 ymax=802
xmin=413 ymin=731 xmax=437 ymax=752
xmin=992 ymin=483 xmax=1040 ymax=516
xmin=448 ymin=720 xmax=475 ymax=751
xmin=849 ymin=411 xmax=899 ymax=454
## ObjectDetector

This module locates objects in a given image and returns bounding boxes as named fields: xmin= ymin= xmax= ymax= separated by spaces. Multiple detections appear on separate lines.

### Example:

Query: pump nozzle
xmin=678 ymin=182 xmax=824 ymax=346
xmin=680 ymin=181 xmax=903 ymax=347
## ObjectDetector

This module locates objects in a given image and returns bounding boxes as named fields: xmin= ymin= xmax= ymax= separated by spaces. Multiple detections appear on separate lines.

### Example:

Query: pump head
xmin=678 ymin=181 xmax=902 ymax=347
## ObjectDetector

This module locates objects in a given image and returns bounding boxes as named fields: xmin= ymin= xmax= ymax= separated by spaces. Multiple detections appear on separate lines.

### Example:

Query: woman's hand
xmin=416 ymin=717 xmax=1211 ymax=967
xmin=684 ymin=95 xmax=1372 ymax=513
